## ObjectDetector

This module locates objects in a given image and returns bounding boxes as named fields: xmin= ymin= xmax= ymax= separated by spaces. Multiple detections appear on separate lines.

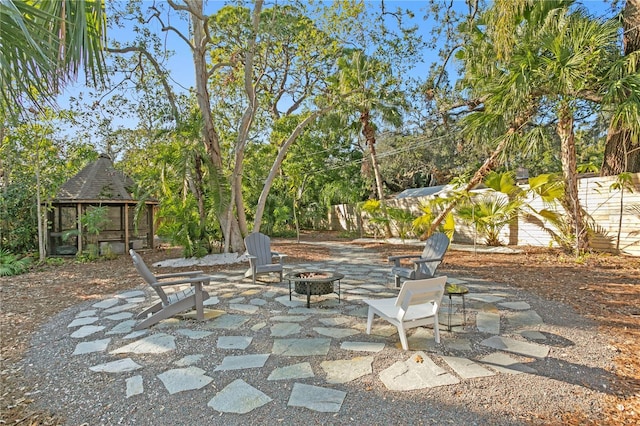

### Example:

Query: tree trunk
xmin=253 ymin=108 xmax=331 ymax=232
xmin=187 ymin=0 xmax=244 ymax=252
xmin=600 ymin=0 xmax=640 ymax=175
xmin=557 ymin=102 xmax=588 ymax=253
xmin=360 ymin=110 xmax=393 ymax=238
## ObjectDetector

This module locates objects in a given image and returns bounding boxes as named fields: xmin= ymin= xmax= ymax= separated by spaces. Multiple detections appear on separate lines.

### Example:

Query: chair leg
xmin=194 ymin=282 xmax=204 ymax=321
xmin=433 ymin=314 xmax=441 ymax=344
xmin=366 ymin=308 xmax=375 ymax=334
xmin=397 ymin=324 xmax=409 ymax=350
xmin=394 ymin=275 xmax=401 ymax=287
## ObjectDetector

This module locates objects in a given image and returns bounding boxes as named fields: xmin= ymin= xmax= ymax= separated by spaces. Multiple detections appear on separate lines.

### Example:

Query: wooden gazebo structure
xmin=47 ymin=154 xmax=158 ymax=256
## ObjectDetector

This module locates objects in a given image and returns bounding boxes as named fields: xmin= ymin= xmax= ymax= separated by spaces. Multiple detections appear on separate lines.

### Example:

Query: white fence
xmin=329 ymin=173 xmax=640 ymax=256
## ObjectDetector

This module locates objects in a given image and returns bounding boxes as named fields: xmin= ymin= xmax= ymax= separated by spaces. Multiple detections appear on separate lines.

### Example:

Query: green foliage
xmin=0 ymin=249 xmax=32 ymax=276
xmin=386 ymin=207 xmax=415 ymax=241
xmin=413 ymin=196 xmax=456 ymax=238
xmin=45 ymin=257 xmax=65 ymax=266
xmin=456 ymin=193 xmax=522 ymax=246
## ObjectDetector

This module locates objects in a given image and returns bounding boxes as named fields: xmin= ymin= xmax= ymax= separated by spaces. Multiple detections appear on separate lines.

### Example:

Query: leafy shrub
xmin=0 ymin=249 xmax=32 ymax=276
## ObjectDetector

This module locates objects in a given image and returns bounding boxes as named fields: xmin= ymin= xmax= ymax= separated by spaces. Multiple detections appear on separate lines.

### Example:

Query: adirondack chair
xmin=364 ymin=276 xmax=447 ymax=350
xmin=388 ymin=232 xmax=450 ymax=287
xmin=129 ymin=249 xmax=210 ymax=331
xmin=244 ymin=232 xmax=286 ymax=285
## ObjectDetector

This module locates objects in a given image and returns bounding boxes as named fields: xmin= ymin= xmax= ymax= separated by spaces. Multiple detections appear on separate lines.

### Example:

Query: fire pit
xmin=284 ymin=270 xmax=344 ymax=308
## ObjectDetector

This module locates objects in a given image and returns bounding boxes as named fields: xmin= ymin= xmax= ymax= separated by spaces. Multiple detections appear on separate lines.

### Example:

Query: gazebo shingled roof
xmin=54 ymin=153 xmax=136 ymax=202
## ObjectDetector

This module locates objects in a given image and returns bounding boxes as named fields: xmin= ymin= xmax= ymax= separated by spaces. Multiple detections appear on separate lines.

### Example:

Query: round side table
xmin=444 ymin=283 xmax=469 ymax=331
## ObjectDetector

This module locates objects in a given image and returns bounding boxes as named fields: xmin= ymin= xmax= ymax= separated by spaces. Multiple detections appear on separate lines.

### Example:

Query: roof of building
xmin=54 ymin=154 xmax=137 ymax=202
xmin=395 ymin=185 xmax=448 ymax=199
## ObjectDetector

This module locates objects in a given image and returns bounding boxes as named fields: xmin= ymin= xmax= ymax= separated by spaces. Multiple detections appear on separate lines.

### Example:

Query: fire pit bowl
xmin=284 ymin=270 xmax=344 ymax=308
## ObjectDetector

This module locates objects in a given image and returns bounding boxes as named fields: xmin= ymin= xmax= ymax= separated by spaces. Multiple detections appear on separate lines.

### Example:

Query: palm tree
xmin=1 ymin=0 xmax=107 ymax=116
xmin=334 ymin=50 xmax=406 ymax=238
xmin=441 ymin=1 xmax=623 ymax=254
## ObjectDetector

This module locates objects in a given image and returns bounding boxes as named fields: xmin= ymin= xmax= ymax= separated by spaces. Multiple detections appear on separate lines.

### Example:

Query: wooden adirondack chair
xmin=244 ymin=232 xmax=286 ymax=285
xmin=388 ymin=232 xmax=450 ymax=287
xmin=129 ymin=249 xmax=210 ymax=330
xmin=364 ymin=276 xmax=447 ymax=350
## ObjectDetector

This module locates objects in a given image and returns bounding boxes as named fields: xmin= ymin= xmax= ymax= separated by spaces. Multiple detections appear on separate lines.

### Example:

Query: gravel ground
xmin=21 ymin=268 xmax=618 ymax=426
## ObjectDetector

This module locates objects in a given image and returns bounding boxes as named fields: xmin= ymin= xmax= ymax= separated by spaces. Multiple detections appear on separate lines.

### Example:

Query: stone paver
xmin=320 ymin=356 xmax=373 ymax=383
xmin=379 ymin=352 xmax=459 ymax=390
xmin=287 ymin=383 xmax=346 ymax=413
xmin=480 ymin=335 xmax=550 ymax=359
xmin=208 ymin=379 xmax=272 ymax=414
xmin=158 ymin=367 xmax=213 ymax=394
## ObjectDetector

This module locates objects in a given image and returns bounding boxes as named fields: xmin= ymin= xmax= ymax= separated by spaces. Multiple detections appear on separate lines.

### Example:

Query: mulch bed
xmin=1 ymin=231 xmax=638 ymax=425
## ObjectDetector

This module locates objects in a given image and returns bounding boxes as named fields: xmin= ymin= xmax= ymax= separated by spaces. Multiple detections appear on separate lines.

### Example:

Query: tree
xmin=601 ymin=0 xmax=640 ymax=175
xmin=0 ymin=0 xmax=107 ymax=117
xmin=332 ymin=50 xmax=406 ymax=238
xmin=429 ymin=1 xmax=624 ymax=254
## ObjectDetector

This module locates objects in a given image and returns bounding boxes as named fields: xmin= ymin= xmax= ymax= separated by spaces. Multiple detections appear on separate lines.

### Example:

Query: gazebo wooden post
xmin=124 ymin=202 xmax=130 ymax=251
xmin=76 ymin=203 xmax=83 ymax=253
xmin=148 ymin=203 xmax=155 ymax=249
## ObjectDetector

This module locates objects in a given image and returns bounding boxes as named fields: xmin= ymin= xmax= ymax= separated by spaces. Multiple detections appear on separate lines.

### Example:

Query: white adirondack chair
xmin=364 ymin=276 xmax=447 ymax=350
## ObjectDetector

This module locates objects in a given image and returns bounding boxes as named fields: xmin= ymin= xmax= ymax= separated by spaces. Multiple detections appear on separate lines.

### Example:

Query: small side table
xmin=444 ymin=284 xmax=468 ymax=331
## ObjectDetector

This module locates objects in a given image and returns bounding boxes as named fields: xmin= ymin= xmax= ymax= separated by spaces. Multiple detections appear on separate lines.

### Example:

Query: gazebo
xmin=47 ymin=154 xmax=158 ymax=256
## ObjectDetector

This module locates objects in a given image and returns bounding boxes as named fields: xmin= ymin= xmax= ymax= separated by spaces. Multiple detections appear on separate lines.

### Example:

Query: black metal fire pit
xmin=284 ymin=271 xmax=344 ymax=308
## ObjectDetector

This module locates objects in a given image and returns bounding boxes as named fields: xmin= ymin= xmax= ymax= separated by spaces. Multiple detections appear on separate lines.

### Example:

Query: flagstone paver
xmin=208 ymin=379 xmax=272 ymax=414
xmin=217 ymin=336 xmax=253 ymax=349
xmin=270 ymin=322 xmax=302 ymax=337
xmin=70 ymin=325 xmax=105 ymax=338
xmin=313 ymin=326 xmax=359 ymax=338
xmin=287 ymin=383 xmax=346 ymax=413
xmin=214 ymin=354 xmax=270 ymax=371
xmin=379 ymin=352 xmax=459 ymax=391
xmin=158 ymin=367 xmax=213 ymax=394
xmin=89 ymin=358 xmax=142 ymax=373
xmin=479 ymin=352 xmax=537 ymax=374
xmin=72 ymin=338 xmax=111 ymax=355
xmin=321 ymin=356 xmax=373 ymax=383
xmin=441 ymin=355 xmax=495 ymax=379
xmin=125 ymin=375 xmax=144 ymax=398
xmin=271 ymin=338 xmax=331 ymax=356
xmin=110 ymin=333 xmax=176 ymax=354
xmin=480 ymin=335 xmax=550 ymax=359
xmin=267 ymin=362 xmax=315 ymax=381
xmin=341 ymin=341 xmax=385 ymax=352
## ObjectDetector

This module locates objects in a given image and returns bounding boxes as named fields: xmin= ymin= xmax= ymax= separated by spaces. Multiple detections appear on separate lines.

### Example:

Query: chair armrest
xmin=271 ymin=252 xmax=287 ymax=258
xmin=151 ymin=275 xmax=211 ymax=288
xmin=388 ymin=254 xmax=419 ymax=261
xmin=412 ymin=257 xmax=444 ymax=265
xmin=156 ymin=271 xmax=205 ymax=279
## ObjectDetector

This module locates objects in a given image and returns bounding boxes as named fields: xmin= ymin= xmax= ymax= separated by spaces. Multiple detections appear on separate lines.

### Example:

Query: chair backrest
xmin=244 ymin=232 xmax=273 ymax=266
xmin=395 ymin=276 xmax=447 ymax=319
xmin=130 ymin=249 xmax=168 ymax=304
xmin=421 ymin=232 xmax=450 ymax=260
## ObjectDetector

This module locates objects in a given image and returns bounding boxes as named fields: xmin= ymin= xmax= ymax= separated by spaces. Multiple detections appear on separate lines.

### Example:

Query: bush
xmin=0 ymin=249 xmax=32 ymax=276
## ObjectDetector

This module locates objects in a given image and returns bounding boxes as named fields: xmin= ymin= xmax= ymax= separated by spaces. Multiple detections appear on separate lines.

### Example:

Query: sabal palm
xmin=0 ymin=0 xmax=106 ymax=116
xmin=456 ymin=194 xmax=522 ymax=246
